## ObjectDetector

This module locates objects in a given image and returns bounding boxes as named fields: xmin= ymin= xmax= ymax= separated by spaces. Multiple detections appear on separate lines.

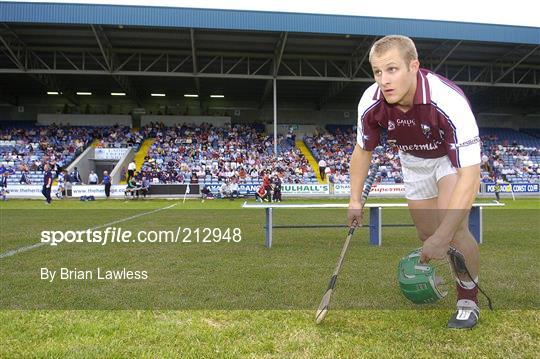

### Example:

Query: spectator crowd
xmin=136 ymin=122 xmax=316 ymax=184
xmin=0 ymin=125 xmax=145 ymax=184
xmin=304 ymin=127 xmax=403 ymax=184
xmin=1 ymin=122 xmax=539 ymax=189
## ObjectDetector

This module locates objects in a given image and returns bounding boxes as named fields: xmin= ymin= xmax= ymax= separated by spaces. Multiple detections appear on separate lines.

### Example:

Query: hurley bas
xmin=41 ymin=267 xmax=148 ymax=282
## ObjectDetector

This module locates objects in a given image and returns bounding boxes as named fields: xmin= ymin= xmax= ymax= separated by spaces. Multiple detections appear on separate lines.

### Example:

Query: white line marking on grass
xmin=0 ymin=203 xmax=178 ymax=259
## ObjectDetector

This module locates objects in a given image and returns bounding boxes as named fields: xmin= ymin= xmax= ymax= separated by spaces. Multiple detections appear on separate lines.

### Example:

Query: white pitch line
xmin=0 ymin=203 xmax=178 ymax=260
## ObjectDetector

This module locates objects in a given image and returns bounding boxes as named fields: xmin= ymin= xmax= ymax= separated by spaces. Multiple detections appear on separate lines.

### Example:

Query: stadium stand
xmin=519 ymin=128 xmax=540 ymax=139
xmin=92 ymin=126 xmax=145 ymax=151
xmin=0 ymin=125 xmax=145 ymax=185
xmin=1 ymin=122 xmax=539 ymax=187
xmin=304 ymin=125 xmax=403 ymax=184
xmin=479 ymin=128 xmax=540 ymax=183
xmin=304 ymin=125 xmax=539 ymax=185
xmin=0 ymin=126 xmax=93 ymax=184
xmin=136 ymin=122 xmax=317 ymax=185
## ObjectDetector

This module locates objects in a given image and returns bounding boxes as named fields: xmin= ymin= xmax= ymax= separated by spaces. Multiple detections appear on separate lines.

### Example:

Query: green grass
xmin=1 ymin=310 xmax=538 ymax=358
xmin=0 ymin=197 xmax=539 ymax=357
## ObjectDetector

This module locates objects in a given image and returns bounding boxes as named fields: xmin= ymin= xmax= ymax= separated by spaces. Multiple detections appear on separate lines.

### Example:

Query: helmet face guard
xmin=398 ymin=248 xmax=448 ymax=304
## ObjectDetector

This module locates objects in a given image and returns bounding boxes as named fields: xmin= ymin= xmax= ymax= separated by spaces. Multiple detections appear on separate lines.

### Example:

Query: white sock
xmin=457 ymin=277 xmax=478 ymax=290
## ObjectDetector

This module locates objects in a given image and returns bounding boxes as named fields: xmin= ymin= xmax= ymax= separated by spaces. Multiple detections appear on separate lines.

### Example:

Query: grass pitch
xmin=1 ymin=197 xmax=538 ymax=357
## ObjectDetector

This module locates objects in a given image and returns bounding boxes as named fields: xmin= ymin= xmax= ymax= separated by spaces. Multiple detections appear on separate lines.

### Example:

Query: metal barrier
xmin=242 ymin=202 xmax=505 ymax=248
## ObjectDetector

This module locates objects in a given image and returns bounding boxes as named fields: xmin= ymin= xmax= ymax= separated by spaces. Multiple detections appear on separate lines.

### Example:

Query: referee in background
xmin=102 ymin=170 xmax=111 ymax=198
xmin=42 ymin=164 xmax=53 ymax=205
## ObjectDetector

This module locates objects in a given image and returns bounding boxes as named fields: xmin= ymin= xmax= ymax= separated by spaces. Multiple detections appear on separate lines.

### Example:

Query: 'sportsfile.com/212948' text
xmin=40 ymin=227 xmax=243 ymax=246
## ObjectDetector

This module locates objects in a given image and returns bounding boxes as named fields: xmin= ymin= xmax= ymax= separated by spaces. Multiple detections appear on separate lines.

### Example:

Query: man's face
xmin=370 ymin=48 xmax=419 ymax=108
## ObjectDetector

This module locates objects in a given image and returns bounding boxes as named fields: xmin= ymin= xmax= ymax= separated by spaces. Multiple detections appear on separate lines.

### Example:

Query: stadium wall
xmin=0 ymin=105 xmax=41 ymax=123
xmin=265 ymin=124 xmax=319 ymax=137
xmin=111 ymin=148 xmax=135 ymax=184
xmin=253 ymin=108 xmax=356 ymax=126
xmin=65 ymin=146 xmax=95 ymax=182
xmin=3 ymin=102 xmax=539 ymax=131
xmin=476 ymin=114 xmax=540 ymax=129
xmin=37 ymin=114 xmax=132 ymax=127
xmin=6 ymin=182 xmax=538 ymax=199
xmin=140 ymin=115 xmax=231 ymax=127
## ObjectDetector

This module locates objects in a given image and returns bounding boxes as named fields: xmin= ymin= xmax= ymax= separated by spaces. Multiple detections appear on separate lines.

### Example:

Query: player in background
xmin=0 ymin=171 xmax=9 ymax=201
xmin=55 ymin=170 xmax=66 ymax=199
xmin=42 ymin=164 xmax=53 ymax=205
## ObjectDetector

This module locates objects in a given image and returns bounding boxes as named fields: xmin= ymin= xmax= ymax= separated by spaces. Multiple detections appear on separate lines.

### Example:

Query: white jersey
xmin=357 ymin=68 xmax=480 ymax=168
xmin=57 ymin=173 xmax=65 ymax=186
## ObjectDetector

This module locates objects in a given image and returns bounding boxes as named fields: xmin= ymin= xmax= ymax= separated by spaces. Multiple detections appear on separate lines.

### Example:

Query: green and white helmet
xmin=397 ymin=248 xmax=448 ymax=304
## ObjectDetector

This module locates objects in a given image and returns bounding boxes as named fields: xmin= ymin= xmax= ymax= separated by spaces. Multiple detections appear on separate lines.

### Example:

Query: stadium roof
xmin=1 ymin=2 xmax=539 ymax=113
xmin=2 ymin=2 xmax=539 ymax=44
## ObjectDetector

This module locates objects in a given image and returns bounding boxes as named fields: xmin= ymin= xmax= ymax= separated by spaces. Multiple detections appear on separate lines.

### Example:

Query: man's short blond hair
xmin=369 ymin=35 xmax=418 ymax=64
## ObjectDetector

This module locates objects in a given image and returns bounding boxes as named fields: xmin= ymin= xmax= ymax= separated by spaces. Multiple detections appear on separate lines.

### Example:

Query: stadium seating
xmin=305 ymin=125 xmax=539 ymax=185
xmin=137 ymin=123 xmax=317 ymax=184
xmin=93 ymin=126 xmax=146 ymax=151
xmin=0 ymin=125 xmax=146 ymax=185
xmin=0 ymin=126 xmax=94 ymax=184
xmin=1 ymin=122 xmax=538 ymax=186
xmin=479 ymin=128 xmax=540 ymax=183
xmin=304 ymin=126 xmax=403 ymax=184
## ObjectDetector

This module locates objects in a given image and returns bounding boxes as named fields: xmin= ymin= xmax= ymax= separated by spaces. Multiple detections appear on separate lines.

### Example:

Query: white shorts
xmin=399 ymin=151 xmax=456 ymax=200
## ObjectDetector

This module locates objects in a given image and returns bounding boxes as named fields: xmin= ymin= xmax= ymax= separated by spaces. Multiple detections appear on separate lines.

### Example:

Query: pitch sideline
xmin=0 ymin=203 xmax=178 ymax=259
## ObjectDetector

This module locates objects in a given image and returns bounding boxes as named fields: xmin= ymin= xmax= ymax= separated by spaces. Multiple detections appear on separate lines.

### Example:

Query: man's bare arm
xmin=348 ymin=144 xmax=372 ymax=226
